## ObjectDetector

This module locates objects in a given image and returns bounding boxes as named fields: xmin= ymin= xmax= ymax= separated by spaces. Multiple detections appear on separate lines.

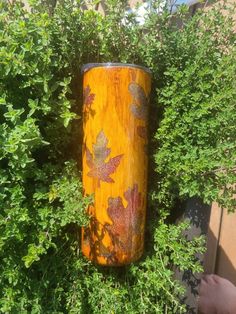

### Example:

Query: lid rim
xmin=81 ymin=63 xmax=151 ymax=74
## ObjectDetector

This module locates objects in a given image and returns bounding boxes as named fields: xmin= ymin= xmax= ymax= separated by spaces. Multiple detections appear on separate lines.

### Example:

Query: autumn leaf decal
xmin=83 ymin=85 xmax=95 ymax=109
xmin=129 ymin=82 xmax=148 ymax=121
xmin=106 ymin=184 xmax=143 ymax=253
xmin=124 ymin=184 xmax=143 ymax=234
xmin=137 ymin=126 xmax=147 ymax=140
xmin=85 ymin=130 xmax=123 ymax=185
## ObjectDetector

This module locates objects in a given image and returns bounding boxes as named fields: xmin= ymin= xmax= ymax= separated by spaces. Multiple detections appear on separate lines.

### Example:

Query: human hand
xmin=198 ymin=274 xmax=236 ymax=314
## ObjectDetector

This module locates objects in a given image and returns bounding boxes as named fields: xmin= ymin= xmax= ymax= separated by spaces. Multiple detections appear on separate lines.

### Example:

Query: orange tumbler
xmin=81 ymin=63 xmax=151 ymax=266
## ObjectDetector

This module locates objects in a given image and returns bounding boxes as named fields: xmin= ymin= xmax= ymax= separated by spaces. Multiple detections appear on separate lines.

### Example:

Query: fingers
xmin=204 ymin=274 xmax=236 ymax=288
xmin=198 ymin=274 xmax=236 ymax=314
xmin=201 ymin=274 xmax=218 ymax=285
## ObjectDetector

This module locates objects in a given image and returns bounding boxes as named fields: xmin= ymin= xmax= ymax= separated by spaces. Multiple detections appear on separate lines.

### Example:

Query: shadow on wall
xmin=174 ymin=198 xmax=236 ymax=313
xmin=207 ymin=229 xmax=236 ymax=285
xmin=173 ymin=197 xmax=211 ymax=314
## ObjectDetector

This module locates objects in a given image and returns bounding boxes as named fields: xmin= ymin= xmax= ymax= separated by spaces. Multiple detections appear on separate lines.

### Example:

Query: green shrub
xmin=0 ymin=0 xmax=235 ymax=313
xmin=154 ymin=1 xmax=236 ymax=211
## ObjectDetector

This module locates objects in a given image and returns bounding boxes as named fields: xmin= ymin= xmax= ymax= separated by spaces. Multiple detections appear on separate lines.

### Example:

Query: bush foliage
xmin=0 ymin=0 xmax=235 ymax=313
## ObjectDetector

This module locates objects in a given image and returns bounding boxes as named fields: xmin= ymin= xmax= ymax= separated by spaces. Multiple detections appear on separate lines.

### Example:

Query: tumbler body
xmin=81 ymin=63 xmax=151 ymax=266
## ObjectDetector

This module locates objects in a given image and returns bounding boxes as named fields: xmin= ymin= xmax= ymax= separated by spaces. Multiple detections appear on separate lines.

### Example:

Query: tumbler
xmin=81 ymin=63 xmax=151 ymax=266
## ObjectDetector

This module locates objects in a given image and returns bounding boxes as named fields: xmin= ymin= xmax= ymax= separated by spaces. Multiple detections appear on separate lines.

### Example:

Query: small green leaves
xmin=48 ymin=185 xmax=57 ymax=203
xmin=22 ymin=244 xmax=46 ymax=268
xmin=27 ymin=99 xmax=39 ymax=117
xmin=60 ymin=111 xmax=79 ymax=128
xmin=154 ymin=2 xmax=236 ymax=211
xmin=1 ymin=0 xmax=235 ymax=313
xmin=4 ymin=106 xmax=25 ymax=124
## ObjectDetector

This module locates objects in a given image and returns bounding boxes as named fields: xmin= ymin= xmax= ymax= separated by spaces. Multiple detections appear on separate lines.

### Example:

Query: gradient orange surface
xmin=81 ymin=64 xmax=151 ymax=266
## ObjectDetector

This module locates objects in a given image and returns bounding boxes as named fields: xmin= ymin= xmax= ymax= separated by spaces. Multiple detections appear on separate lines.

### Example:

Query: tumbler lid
xmin=81 ymin=63 xmax=151 ymax=75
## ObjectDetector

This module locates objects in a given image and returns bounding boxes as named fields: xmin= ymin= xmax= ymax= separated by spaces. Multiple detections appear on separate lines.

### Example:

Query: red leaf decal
xmin=92 ymin=130 xmax=111 ymax=165
xmin=124 ymin=184 xmax=142 ymax=233
xmin=129 ymin=82 xmax=148 ymax=121
xmin=106 ymin=184 xmax=143 ymax=252
xmin=124 ymin=184 xmax=142 ymax=212
xmin=102 ymin=154 xmax=123 ymax=177
xmin=107 ymin=197 xmax=125 ymax=221
xmin=137 ymin=126 xmax=147 ymax=139
xmin=84 ymin=85 xmax=95 ymax=108
xmin=85 ymin=130 xmax=123 ymax=185
xmin=85 ymin=146 xmax=94 ymax=169
xmin=88 ymin=154 xmax=123 ymax=183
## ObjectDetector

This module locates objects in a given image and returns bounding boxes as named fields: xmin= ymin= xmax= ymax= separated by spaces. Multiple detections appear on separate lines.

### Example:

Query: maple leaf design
xmin=129 ymin=82 xmax=149 ymax=121
xmin=85 ymin=130 xmax=123 ymax=185
xmin=137 ymin=125 xmax=147 ymax=140
xmin=83 ymin=85 xmax=95 ymax=109
xmin=107 ymin=197 xmax=126 ymax=241
xmin=124 ymin=184 xmax=142 ymax=234
xmin=106 ymin=184 xmax=143 ymax=253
